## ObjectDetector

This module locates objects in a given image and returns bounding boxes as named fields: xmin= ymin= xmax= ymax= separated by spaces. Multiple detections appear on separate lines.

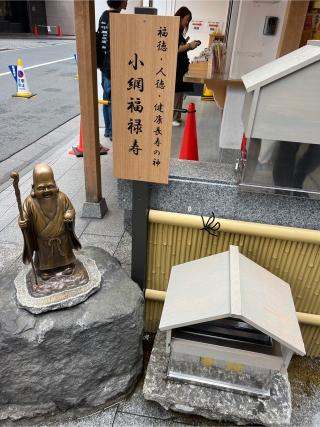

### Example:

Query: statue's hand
xmin=18 ymin=218 xmax=28 ymax=229
xmin=64 ymin=211 xmax=74 ymax=223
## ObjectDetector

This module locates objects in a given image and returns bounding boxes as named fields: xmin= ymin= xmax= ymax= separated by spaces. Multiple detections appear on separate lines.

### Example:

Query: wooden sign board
xmin=110 ymin=14 xmax=179 ymax=184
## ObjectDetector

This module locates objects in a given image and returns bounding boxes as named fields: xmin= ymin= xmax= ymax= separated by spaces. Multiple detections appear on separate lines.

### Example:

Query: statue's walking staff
xmin=10 ymin=171 xmax=38 ymax=285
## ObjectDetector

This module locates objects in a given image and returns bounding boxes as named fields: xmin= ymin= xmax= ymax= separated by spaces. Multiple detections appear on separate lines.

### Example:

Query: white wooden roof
xmin=159 ymin=246 xmax=305 ymax=356
xmin=242 ymin=44 xmax=320 ymax=92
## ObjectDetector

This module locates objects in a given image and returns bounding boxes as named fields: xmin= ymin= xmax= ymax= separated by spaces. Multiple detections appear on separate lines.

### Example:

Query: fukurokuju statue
xmin=17 ymin=163 xmax=81 ymax=281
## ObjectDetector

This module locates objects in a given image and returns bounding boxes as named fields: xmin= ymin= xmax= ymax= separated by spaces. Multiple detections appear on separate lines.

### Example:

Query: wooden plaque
xmin=110 ymin=14 xmax=179 ymax=184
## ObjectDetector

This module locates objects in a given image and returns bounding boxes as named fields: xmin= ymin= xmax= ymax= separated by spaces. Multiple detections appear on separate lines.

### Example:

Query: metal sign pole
xmin=130 ymin=6 xmax=157 ymax=291
xmin=131 ymin=181 xmax=150 ymax=290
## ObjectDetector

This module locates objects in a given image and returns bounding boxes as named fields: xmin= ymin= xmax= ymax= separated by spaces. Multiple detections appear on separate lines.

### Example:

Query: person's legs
xmin=102 ymin=73 xmax=112 ymax=138
xmin=293 ymin=145 xmax=320 ymax=189
xmin=173 ymin=92 xmax=183 ymax=123
xmin=273 ymin=141 xmax=299 ymax=188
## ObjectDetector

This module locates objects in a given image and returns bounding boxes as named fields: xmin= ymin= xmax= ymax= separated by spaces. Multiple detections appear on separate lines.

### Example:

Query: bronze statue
xmin=13 ymin=164 xmax=81 ymax=281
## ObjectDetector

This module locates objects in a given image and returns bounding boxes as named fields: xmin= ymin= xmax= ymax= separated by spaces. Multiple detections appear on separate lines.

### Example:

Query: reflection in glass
xmin=241 ymin=139 xmax=320 ymax=198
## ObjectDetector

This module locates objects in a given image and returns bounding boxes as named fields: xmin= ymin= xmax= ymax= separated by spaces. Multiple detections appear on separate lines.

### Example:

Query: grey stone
xmin=143 ymin=332 xmax=291 ymax=426
xmin=14 ymin=255 xmax=101 ymax=315
xmin=117 ymin=159 xmax=320 ymax=230
xmin=81 ymin=199 xmax=108 ymax=219
xmin=0 ymin=246 xmax=144 ymax=422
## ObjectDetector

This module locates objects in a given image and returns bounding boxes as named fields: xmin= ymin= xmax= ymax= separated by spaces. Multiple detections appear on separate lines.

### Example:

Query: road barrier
xmin=33 ymin=24 xmax=63 ymax=37
xmin=9 ymin=58 xmax=34 ymax=98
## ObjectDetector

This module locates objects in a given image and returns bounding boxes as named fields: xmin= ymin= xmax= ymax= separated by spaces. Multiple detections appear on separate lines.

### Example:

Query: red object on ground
xmin=57 ymin=25 xmax=63 ymax=37
xmin=33 ymin=24 xmax=39 ymax=37
xmin=240 ymin=133 xmax=247 ymax=161
xmin=179 ymin=102 xmax=199 ymax=161
xmin=69 ymin=120 xmax=83 ymax=156
xmin=69 ymin=119 xmax=109 ymax=157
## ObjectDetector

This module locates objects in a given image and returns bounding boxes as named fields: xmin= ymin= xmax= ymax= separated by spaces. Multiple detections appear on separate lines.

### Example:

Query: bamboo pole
xmin=148 ymin=210 xmax=320 ymax=244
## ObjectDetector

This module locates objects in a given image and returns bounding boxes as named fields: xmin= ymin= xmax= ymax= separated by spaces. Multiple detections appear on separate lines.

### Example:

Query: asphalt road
xmin=0 ymin=40 xmax=80 ymax=162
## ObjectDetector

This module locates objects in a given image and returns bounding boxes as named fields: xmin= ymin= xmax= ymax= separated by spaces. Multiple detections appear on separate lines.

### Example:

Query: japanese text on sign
xmin=110 ymin=14 xmax=179 ymax=183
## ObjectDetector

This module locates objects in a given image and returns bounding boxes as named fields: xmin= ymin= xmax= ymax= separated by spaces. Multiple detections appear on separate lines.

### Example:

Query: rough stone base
xmin=0 ymin=246 xmax=144 ymax=422
xmin=143 ymin=332 xmax=291 ymax=426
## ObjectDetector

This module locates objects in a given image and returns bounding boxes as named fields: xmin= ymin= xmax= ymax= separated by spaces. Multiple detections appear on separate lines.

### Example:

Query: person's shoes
xmin=109 ymin=136 xmax=112 ymax=141
xmin=172 ymin=121 xmax=181 ymax=127
xmin=104 ymin=132 xmax=111 ymax=138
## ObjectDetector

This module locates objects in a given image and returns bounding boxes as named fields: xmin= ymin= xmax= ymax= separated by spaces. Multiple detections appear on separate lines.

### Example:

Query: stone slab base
xmin=0 ymin=246 xmax=143 ymax=422
xmin=143 ymin=332 xmax=291 ymax=426
xmin=14 ymin=254 xmax=101 ymax=314
xmin=81 ymin=199 xmax=108 ymax=219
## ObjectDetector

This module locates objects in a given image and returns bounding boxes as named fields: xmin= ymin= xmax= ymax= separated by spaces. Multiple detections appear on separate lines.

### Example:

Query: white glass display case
xmin=159 ymin=246 xmax=305 ymax=398
xmin=239 ymin=42 xmax=320 ymax=198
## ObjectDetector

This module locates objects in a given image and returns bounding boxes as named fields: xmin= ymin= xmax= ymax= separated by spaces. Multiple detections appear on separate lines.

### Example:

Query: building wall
xmin=229 ymin=0 xmax=288 ymax=79
xmin=45 ymin=0 xmax=75 ymax=35
xmin=154 ymin=0 xmax=229 ymax=60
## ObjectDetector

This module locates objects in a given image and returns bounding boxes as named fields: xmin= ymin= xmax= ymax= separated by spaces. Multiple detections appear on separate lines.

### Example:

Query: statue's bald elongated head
xmin=32 ymin=164 xmax=58 ymax=199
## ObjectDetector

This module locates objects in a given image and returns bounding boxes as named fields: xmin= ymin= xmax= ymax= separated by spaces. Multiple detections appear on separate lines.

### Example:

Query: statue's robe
xmin=22 ymin=192 xmax=81 ymax=271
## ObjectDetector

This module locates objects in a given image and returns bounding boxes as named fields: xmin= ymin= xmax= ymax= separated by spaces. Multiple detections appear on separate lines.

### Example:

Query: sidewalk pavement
xmin=1 ymin=117 xmax=320 ymax=426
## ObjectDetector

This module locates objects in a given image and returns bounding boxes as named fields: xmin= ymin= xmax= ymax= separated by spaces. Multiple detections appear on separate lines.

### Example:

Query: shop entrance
xmin=0 ymin=0 xmax=47 ymax=34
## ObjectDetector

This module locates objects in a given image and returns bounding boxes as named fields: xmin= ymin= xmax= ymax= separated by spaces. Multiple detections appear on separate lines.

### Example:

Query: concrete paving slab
xmin=0 ymin=200 xmax=15 ymax=215
xmin=105 ymin=190 xmax=119 ymax=209
xmin=80 ymin=234 xmax=120 ymax=257
xmin=118 ymin=380 xmax=219 ymax=427
xmin=75 ymin=217 xmax=89 ymax=238
xmin=0 ymin=243 xmax=22 ymax=270
xmin=0 ymin=188 xmax=13 ymax=202
xmin=84 ymin=209 xmax=124 ymax=237
xmin=114 ymin=231 xmax=131 ymax=265
xmin=0 ymin=225 xmax=24 ymax=245
xmin=36 ymin=405 xmax=118 ymax=427
xmin=113 ymin=412 xmax=190 ymax=426
xmin=0 ymin=208 xmax=19 ymax=232
xmin=118 ymin=381 xmax=176 ymax=421
xmin=0 ymin=157 xmax=28 ymax=185
xmin=11 ymin=141 xmax=52 ymax=162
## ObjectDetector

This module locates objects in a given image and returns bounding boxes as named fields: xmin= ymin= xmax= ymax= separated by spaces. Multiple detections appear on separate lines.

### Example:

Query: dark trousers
xmin=273 ymin=142 xmax=320 ymax=189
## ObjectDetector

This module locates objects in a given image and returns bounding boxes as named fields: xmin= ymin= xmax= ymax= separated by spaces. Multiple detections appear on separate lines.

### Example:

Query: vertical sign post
xmin=110 ymin=14 xmax=179 ymax=184
xmin=111 ymin=14 xmax=179 ymax=290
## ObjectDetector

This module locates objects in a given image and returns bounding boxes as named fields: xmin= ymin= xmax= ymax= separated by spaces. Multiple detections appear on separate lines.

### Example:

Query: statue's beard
xmin=38 ymin=193 xmax=58 ymax=219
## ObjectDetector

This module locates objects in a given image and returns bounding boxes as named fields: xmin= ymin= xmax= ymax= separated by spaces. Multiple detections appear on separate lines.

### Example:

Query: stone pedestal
xmin=143 ymin=332 xmax=292 ymax=426
xmin=0 ymin=246 xmax=144 ymax=422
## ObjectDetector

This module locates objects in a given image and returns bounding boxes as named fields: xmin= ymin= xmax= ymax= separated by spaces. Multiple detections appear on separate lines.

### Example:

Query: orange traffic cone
xmin=179 ymin=103 xmax=199 ymax=161
xmin=57 ymin=25 xmax=62 ymax=37
xmin=33 ymin=24 xmax=39 ymax=37
xmin=69 ymin=119 xmax=84 ymax=156
xmin=69 ymin=119 xmax=109 ymax=157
